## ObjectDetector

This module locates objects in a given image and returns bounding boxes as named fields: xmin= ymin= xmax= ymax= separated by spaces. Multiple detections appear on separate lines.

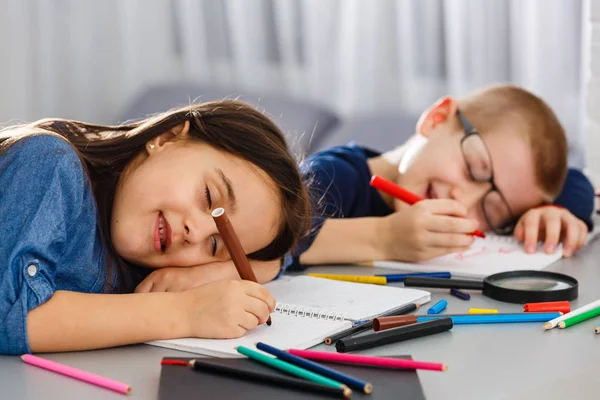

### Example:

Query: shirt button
xmin=27 ymin=265 xmax=37 ymax=277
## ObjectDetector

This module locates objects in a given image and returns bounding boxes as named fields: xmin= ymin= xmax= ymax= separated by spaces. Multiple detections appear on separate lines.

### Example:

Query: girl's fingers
xmin=134 ymin=278 xmax=154 ymax=293
xmin=243 ymin=282 xmax=276 ymax=312
xmin=244 ymin=296 xmax=272 ymax=325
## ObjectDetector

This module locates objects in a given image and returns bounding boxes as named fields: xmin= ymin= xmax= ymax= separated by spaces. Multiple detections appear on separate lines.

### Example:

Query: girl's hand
xmin=135 ymin=259 xmax=282 ymax=293
xmin=514 ymin=206 xmax=588 ymax=257
xmin=379 ymin=199 xmax=478 ymax=262
xmin=180 ymin=280 xmax=276 ymax=339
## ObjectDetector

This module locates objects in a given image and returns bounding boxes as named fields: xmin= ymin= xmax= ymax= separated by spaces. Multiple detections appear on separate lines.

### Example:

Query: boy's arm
xmin=299 ymin=217 xmax=385 ymax=265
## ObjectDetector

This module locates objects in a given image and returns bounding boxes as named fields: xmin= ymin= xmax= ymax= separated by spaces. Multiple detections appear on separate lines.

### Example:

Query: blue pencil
xmin=375 ymin=272 xmax=451 ymax=282
xmin=417 ymin=312 xmax=561 ymax=324
xmin=256 ymin=342 xmax=372 ymax=394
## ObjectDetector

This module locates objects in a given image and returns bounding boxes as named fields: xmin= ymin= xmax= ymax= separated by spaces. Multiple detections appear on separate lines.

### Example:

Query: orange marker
xmin=370 ymin=175 xmax=486 ymax=238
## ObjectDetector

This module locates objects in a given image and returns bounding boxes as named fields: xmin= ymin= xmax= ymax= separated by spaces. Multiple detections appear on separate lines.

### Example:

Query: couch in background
xmin=117 ymin=84 xmax=419 ymax=157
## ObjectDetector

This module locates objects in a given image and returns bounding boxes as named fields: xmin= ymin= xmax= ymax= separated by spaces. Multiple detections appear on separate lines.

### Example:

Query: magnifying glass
xmin=403 ymin=270 xmax=578 ymax=303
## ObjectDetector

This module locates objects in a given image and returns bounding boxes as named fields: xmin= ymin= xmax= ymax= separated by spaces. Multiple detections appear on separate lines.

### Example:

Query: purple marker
xmin=450 ymin=288 xmax=471 ymax=300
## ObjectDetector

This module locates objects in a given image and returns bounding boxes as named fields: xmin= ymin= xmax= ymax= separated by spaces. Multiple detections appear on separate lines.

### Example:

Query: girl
xmin=0 ymin=100 xmax=311 ymax=355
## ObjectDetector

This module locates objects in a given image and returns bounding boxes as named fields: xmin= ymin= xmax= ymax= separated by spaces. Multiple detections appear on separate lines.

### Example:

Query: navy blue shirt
xmin=0 ymin=135 xmax=111 ymax=355
xmin=282 ymin=143 xmax=595 ymax=272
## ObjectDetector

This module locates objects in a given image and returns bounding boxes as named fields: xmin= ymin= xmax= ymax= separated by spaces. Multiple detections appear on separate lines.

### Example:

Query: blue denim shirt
xmin=0 ymin=135 xmax=110 ymax=355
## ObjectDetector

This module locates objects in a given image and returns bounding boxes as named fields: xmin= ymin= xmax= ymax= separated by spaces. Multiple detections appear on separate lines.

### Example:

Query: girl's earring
xmin=148 ymin=143 xmax=156 ymax=150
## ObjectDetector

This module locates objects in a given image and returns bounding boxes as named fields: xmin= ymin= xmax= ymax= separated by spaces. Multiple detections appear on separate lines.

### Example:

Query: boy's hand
xmin=180 ymin=280 xmax=276 ymax=339
xmin=135 ymin=259 xmax=281 ymax=293
xmin=380 ymin=199 xmax=479 ymax=262
xmin=514 ymin=206 xmax=588 ymax=257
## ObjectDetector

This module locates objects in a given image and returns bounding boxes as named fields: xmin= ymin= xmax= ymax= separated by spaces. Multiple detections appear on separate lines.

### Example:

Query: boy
xmin=291 ymin=85 xmax=593 ymax=270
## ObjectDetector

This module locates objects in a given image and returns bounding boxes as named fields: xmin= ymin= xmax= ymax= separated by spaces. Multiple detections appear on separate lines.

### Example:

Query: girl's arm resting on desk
xmin=134 ymin=259 xmax=281 ymax=293
xmin=26 ymin=280 xmax=275 ymax=353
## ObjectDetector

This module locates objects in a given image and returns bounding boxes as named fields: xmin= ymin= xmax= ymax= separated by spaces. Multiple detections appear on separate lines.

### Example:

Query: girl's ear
xmin=416 ymin=97 xmax=458 ymax=137
xmin=145 ymin=120 xmax=190 ymax=155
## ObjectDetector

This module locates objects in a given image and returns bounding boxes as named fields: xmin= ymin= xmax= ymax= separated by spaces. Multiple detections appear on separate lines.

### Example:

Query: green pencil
xmin=236 ymin=346 xmax=351 ymax=394
xmin=558 ymin=306 xmax=600 ymax=328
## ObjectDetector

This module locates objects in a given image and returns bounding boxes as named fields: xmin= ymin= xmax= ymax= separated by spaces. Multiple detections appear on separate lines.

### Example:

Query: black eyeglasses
xmin=457 ymin=110 xmax=516 ymax=235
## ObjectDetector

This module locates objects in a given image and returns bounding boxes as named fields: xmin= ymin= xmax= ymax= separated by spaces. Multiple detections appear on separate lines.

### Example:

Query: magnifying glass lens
xmin=492 ymin=276 xmax=573 ymax=291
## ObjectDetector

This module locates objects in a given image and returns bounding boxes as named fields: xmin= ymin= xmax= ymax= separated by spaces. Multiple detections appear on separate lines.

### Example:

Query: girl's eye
xmin=205 ymin=186 xmax=212 ymax=209
xmin=210 ymin=235 xmax=217 ymax=256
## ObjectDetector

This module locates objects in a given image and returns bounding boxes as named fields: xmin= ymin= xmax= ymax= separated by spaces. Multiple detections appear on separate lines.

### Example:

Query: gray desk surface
xmin=3 ymin=242 xmax=600 ymax=400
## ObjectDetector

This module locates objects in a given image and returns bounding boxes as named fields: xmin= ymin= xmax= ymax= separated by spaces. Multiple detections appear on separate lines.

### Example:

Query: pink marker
xmin=287 ymin=349 xmax=447 ymax=372
xmin=21 ymin=354 xmax=131 ymax=395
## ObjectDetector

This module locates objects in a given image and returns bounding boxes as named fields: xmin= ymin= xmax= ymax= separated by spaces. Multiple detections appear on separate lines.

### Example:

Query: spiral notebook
xmin=147 ymin=275 xmax=430 ymax=357
xmin=371 ymin=234 xmax=565 ymax=279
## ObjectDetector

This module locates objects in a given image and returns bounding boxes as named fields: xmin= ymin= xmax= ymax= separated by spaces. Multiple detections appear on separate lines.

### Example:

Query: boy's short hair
xmin=456 ymin=84 xmax=567 ymax=202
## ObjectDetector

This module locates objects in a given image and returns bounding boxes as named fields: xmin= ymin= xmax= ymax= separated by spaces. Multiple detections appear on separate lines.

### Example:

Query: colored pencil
xmin=288 ymin=349 xmax=447 ymax=372
xmin=375 ymin=272 xmax=451 ymax=283
xmin=557 ymin=306 xmax=600 ymax=328
xmin=544 ymin=299 xmax=600 ymax=330
xmin=372 ymin=315 xmax=418 ymax=331
xmin=324 ymin=302 xmax=419 ymax=345
xmin=21 ymin=354 xmax=130 ymax=395
xmin=427 ymin=299 xmax=448 ymax=314
xmin=523 ymin=301 xmax=570 ymax=314
xmin=450 ymin=288 xmax=471 ymax=300
xmin=256 ymin=342 xmax=372 ymax=394
xmin=308 ymin=273 xmax=387 ymax=285
xmin=468 ymin=308 xmax=498 ymax=314
xmin=236 ymin=346 xmax=351 ymax=396
xmin=370 ymin=175 xmax=485 ymax=238
xmin=418 ymin=312 xmax=560 ymax=324
xmin=336 ymin=318 xmax=453 ymax=353
xmin=213 ymin=208 xmax=271 ymax=325
xmin=176 ymin=358 xmax=351 ymax=399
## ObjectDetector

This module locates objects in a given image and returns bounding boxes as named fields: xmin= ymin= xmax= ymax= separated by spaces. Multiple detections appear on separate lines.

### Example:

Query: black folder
xmin=159 ymin=355 xmax=426 ymax=399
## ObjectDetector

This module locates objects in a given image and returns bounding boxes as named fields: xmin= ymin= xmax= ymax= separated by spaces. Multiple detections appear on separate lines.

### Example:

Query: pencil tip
xmin=442 ymin=365 xmax=448 ymax=372
xmin=342 ymin=386 xmax=353 ymax=399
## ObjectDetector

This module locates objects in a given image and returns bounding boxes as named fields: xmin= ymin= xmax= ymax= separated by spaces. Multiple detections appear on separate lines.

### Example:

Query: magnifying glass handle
xmin=404 ymin=276 xmax=484 ymax=290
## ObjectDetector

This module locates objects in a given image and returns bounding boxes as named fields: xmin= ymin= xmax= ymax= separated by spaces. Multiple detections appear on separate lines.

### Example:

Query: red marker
xmin=370 ymin=175 xmax=486 ymax=238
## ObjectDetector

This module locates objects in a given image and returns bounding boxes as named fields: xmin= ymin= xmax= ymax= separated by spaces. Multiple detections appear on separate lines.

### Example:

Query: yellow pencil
xmin=468 ymin=308 xmax=499 ymax=314
xmin=308 ymin=273 xmax=387 ymax=285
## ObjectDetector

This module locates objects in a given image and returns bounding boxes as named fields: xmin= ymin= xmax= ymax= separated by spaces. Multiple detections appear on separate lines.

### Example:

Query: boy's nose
xmin=449 ymin=183 xmax=490 ymax=210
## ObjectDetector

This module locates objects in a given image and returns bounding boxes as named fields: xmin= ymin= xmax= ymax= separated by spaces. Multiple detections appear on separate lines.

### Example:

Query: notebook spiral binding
xmin=275 ymin=303 xmax=349 ymax=322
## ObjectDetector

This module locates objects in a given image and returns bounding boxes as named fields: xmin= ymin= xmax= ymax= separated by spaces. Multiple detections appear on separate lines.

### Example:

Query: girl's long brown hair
xmin=0 ymin=100 xmax=311 ymax=292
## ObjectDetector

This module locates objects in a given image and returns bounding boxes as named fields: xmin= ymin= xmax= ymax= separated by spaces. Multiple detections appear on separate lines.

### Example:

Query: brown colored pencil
xmin=212 ymin=207 xmax=271 ymax=326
